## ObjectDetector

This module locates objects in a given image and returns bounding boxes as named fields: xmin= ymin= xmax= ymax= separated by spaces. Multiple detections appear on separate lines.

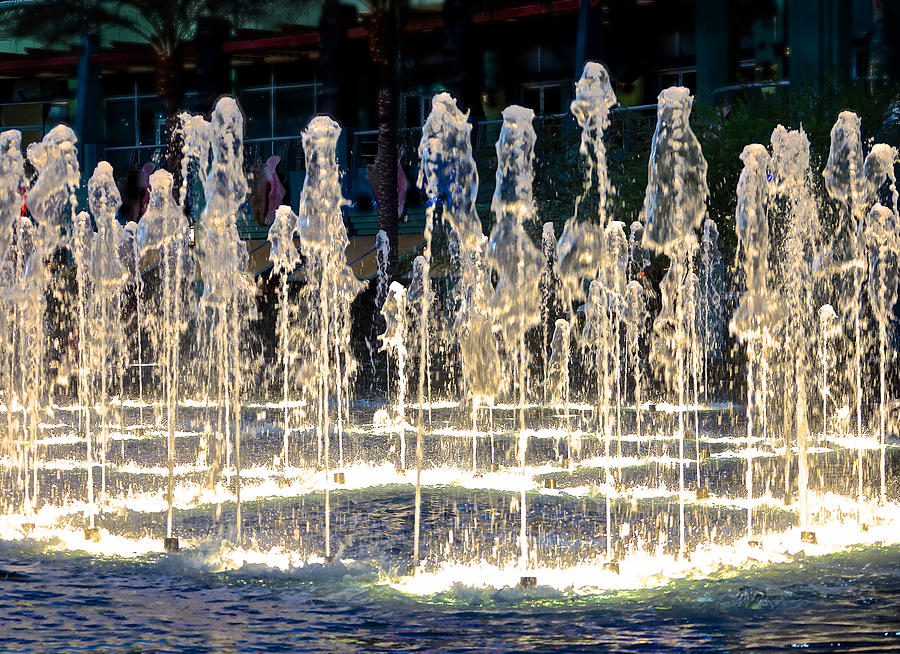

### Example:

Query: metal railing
xmin=349 ymin=125 xmax=424 ymax=173
xmin=0 ymin=99 xmax=70 ymax=141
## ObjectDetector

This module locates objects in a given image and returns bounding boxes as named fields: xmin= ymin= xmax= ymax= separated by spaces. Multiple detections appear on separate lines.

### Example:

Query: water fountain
xmin=380 ymin=279 xmax=408 ymax=470
xmin=732 ymin=143 xmax=780 ymax=541
xmin=268 ymin=204 xmax=302 ymax=470
xmin=0 ymin=65 xmax=897 ymax=610
xmin=643 ymin=86 xmax=709 ymax=558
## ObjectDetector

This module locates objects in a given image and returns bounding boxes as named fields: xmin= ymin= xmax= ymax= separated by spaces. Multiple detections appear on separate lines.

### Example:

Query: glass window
xmin=521 ymin=87 xmax=541 ymax=113
xmin=275 ymin=86 xmax=316 ymax=138
xmin=138 ymin=97 xmax=166 ymax=146
xmin=105 ymin=98 xmax=135 ymax=147
xmin=104 ymin=150 xmax=133 ymax=180
xmin=245 ymin=140 xmax=274 ymax=165
xmin=542 ymin=86 xmax=561 ymax=114
xmin=0 ymin=103 xmax=41 ymax=128
xmin=660 ymin=72 xmax=679 ymax=89
xmin=240 ymin=90 xmax=271 ymax=140
xmin=20 ymin=129 xmax=42 ymax=151
xmin=45 ymin=103 xmax=69 ymax=129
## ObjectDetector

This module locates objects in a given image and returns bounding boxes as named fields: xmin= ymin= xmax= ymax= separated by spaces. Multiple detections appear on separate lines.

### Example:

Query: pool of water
xmin=2 ymin=403 xmax=899 ymax=651
xmin=2 ymin=540 xmax=899 ymax=652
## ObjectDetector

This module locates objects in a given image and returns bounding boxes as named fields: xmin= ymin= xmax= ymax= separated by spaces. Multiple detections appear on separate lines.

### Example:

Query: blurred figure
xmin=366 ymin=146 xmax=411 ymax=219
xmin=251 ymin=155 xmax=286 ymax=227
xmin=117 ymin=162 xmax=155 ymax=223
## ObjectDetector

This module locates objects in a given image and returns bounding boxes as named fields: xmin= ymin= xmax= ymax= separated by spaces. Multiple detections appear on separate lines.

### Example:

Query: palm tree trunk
xmin=374 ymin=82 xmax=399 ymax=276
xmin=156 ymin=47 xmax=185 ymax=198
xmin=368 ymin=2 xmax=400 ymax=280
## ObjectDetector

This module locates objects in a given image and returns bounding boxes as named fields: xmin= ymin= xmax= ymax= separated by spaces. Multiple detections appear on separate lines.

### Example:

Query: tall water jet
xmin=823 ymin=112 xmax=866 ymax=515
xmin=547 ymin=318 xmax=572 ymax=458
xmin=414 ymin=91 xmax=487 ymax=567
xmin=642 ymin=87 xmax=708 ymax=557
xmin=605 ymin=221 xmax=628 ymax=464
xmin=456 ymin=240 xmax=502 ymax=465
xmin=625 ymin=222 xmax=650 ymax=454
xmin=123 ymin=221 xmax=145 ymax=430
xmin=555 ymin=216 xmax=603 ymax=462
xmin=684 ymin=270 xmax=702 ymax=491
xmin=628 ymin=220 xmax=647 ymax=273
xmin=570 ymin=62 xmax=617 ymax=224
xmin=20 ymin=126 xmax=80 ymax=518
xmin=699 ymin=219 xmax=721 ymax=401
xmin=555 ymin=64 xmax=617 ymax=484
xmin=821 ymin=113 xmax=895 ymax=516
xmin=406 ymin=253 xmax=431 ymax=563
xmin=415 ymin=93 xmax=487 ymax=565
xmin=193 ymin=98 xmax=256 ymax=545
xmin=291 ymin=114 xmax=362 ymax=560
xmin=488 ymin=105 xmax=542 ymax=573
xmin=556 ymin=62 xmax=616 ymax=311
xmin=582 ymin=219 xmax=629 ymax=548
xmin=864 ymin=143 xmax=899 ymax=210
xmin=864 ymin=203 xmax=898 ymax=504
xmin=818 ymin=304 xmax=838 ymax=441
xmin=732 ymin=143 xmax=787 ymax=538
xmin=419 ymin=93 xmax=498 ymax=488
xmin=380 ymin=280 xmax=408 ymax=470
xmin=582 ymin=280 xmax=615 ymax=559
xmin=375 ymin=229 xmax=390 ymax=308
xmin=268 ymin=205 xmax=301 ymax=469
xmin=0 ymin=131 xmax=21 ymax=265
xmin=625 ymin=280 xmax=648 ymax=450
xmin=70 ymin=210 xmax=94 ymax=523
xmin=407 ymin=256 xmax=433 ymax=427
xmin=0 ymin=130 xmax=24 ymax=514
xmin=87 ymin=162 xmax=129 ymax=512
xmin=113 ymin=223 xmax=133 ymax=455
xmin=863 ymin=143 xmax=898 ymax=505
xmin=769 ymin=125 xmax=820 ymax=530
xmin=375 ymin=229 xmax=391 ymax=397
xmin=137 ymin=169 xmax=193 ymax=545
xmin=488 ymin=108 xmax=542 ymax=418
xmin=422 ymin=95 xmax=498 ymax=423
xmin=541 ymin=221 xmax=558 ymax=403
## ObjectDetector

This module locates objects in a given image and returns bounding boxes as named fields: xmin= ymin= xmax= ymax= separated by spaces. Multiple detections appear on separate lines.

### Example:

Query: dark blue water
xmin=1 ymin=541 xmax=898 ymax=652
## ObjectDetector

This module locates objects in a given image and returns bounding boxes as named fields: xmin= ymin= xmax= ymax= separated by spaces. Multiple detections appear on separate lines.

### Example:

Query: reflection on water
xmin=1 ymin=540 xmax=899 ymax=652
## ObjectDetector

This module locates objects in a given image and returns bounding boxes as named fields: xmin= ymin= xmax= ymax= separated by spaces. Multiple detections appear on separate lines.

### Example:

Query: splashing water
xmin=0 ymin=84 xmax=898 ymax=606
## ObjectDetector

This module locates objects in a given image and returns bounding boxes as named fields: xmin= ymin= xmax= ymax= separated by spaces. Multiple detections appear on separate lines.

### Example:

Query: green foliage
xmin=0 ymin=0 xmax=295 ymax=54
xmin=691 ymin=81 xmax=899 ymax=266
xmin=523 ymin=81 xmax=900 ymax=274
xmin=530 ymin=107 xmax=656 ymax=233
xmin=2 ymin=0 xmax=194 ymax=53
xmin=532 ymin=114 xmax=581 ymax=232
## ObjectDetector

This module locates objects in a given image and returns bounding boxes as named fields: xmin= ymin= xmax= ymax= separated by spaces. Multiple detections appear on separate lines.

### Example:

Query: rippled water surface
xmin=2 ymin=541 xmax=899 ymax=652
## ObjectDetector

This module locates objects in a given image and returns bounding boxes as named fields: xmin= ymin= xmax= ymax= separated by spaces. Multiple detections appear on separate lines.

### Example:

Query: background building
xmin=0 ymin=0 xmax=896 ymax=251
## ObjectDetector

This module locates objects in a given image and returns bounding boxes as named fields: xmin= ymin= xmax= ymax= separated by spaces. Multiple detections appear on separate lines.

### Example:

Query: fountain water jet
xmin=643 ymin=86 xmax=709 ymax=557
xmin=0 ymin=81 xmax=896 ymax=599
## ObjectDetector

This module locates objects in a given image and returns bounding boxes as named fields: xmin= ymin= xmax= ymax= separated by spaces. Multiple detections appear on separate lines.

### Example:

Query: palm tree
xmin=364 ymin=0 xmax=405 ymax=281
xmin=1 ymin=0 xmax=280 ymax=165
xmin=4 ymin=0 xmax=194 ymax=116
